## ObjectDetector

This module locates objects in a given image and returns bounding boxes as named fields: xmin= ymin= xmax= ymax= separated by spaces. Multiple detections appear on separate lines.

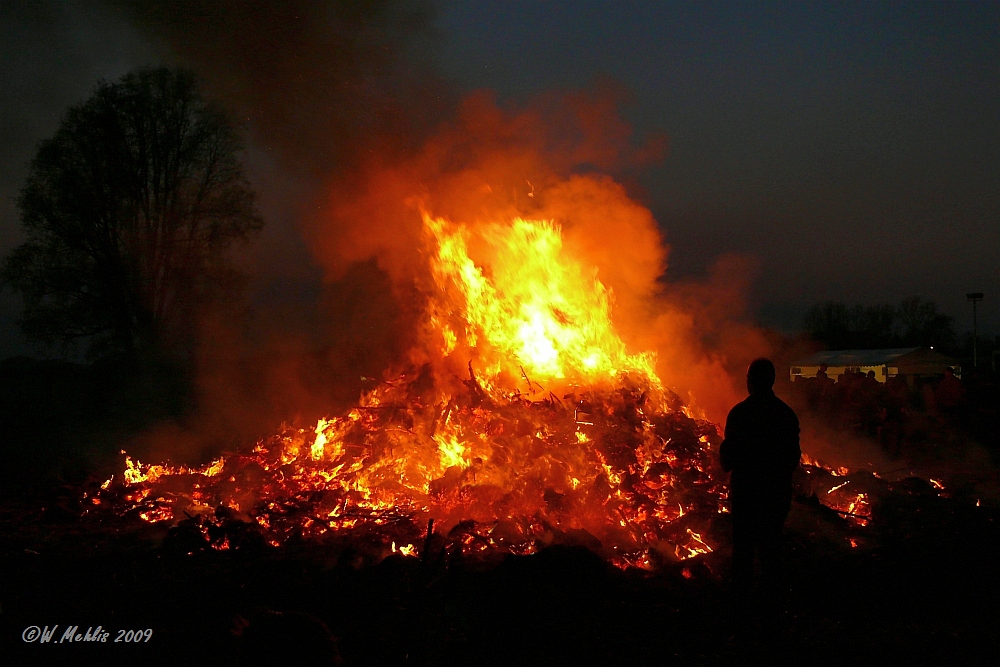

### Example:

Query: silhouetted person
xmin=859 ymin=370 xmax=881 ymax=436
xmin=720 ymin=358 xmax=801 ymax=605
xmin=935 ymin=367 xmax=965 ymax=424
xmin=880 ymin=375 xmax=908 ymax=456
xmin=814 ymin=365 xmax=835 ymax=416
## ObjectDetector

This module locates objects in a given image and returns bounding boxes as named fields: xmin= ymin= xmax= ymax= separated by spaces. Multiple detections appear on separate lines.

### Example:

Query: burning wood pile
xmin=88 ymin=211 xmax=734 ymax=569
xmin=83 ymin=210 xmax=916 ymax=569
xmin=93 ymin=367 xmax=725 ymax=568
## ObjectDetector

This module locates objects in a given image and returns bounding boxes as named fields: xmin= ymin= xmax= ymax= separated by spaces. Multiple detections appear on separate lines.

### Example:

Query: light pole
xmin=967 ymin=292 xmax=983 ymax=367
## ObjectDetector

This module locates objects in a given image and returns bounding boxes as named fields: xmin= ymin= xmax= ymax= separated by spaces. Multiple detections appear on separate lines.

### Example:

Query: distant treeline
xmin=803 ymin=297 xmax=955 ymax=351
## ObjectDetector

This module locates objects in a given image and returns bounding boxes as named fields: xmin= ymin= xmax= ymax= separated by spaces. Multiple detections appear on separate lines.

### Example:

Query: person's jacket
xmin=719 ymin=390 xmax=800 ymax=513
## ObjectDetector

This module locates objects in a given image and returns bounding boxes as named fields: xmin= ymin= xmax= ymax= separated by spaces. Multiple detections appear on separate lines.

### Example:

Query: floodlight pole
xmin=967 ymin=292 xmax=983 ymax=367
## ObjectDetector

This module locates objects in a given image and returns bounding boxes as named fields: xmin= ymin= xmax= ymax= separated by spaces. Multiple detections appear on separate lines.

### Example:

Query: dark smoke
xmin=105 ymin=0 xmax=449 ymax=176
xmin=96 ymin=1 xmax=450 ymax=460
xmin=101 ymin=1 xmax=766 ymax=466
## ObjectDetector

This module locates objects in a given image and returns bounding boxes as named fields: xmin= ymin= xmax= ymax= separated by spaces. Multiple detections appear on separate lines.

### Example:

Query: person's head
xmin=746 ymin=358 xmax=776 ymax=395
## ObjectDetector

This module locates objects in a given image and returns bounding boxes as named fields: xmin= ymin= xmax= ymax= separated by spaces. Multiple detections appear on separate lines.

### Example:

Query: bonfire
xmin=91 ymin=209 xmax=738 ymax=569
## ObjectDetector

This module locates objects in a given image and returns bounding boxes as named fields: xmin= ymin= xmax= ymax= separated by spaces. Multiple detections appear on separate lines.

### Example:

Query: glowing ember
xmin=802 ymin=453 xmax=850 ymax=477
xmin=823 ymin=489 xmax=872 ymax=527
xmin=392 ymin=542 xmax=418 ymax=557
xmin=828 ymin=480 xmax=851 ymax=494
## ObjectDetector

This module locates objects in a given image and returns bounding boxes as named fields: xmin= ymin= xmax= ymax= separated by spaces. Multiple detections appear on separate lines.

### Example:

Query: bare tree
xmin=804 ymin=298 xmax=955 ymax=350
xmin=2 ymin=67 xmax=262 ymax=360
xmin=897 ymin=296 xmax=955 ymax=349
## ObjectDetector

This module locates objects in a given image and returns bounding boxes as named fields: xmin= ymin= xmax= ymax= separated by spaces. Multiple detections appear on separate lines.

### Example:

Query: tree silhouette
xmin=2 ymin=67 xmax=262 ymax=360
xmin=803 ymin=297 xmax=955 ymax=350
xmin=802 ymin=302 xmax=854 ymax=350
xmin=897 ymin=296 xmax=955 ymax=348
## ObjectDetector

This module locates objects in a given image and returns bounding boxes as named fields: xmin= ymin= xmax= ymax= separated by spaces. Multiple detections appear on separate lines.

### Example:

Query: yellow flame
xmin=675 ymin=528 xmax=713 ymax=560
xmin=123 ymin=457 xmax=147 ymax=485
xmin=312 ymin=418 xmax=330 ymax=460
xmin=435 ymin=431 xmax=468 ymax=470
xmin=392 ymin=542 xmax=418 ymax=557
xmin=424 ymin=212 xmax=658 ymax=387
xmin=200 ymin=458 xmax=225 ymax=477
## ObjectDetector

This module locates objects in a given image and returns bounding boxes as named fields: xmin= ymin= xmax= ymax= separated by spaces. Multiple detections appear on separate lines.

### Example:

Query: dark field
xmin=2 ymin=478 xmax=997 ymax=666
xmin=2 ymin=356 xmax=999 ymax=665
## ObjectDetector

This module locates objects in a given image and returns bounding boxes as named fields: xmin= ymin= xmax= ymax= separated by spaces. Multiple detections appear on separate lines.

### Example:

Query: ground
xmin=2 ymin=358 xmax=998 ymax=664
xmin=2 ymin=483 xmax=997 ymax=666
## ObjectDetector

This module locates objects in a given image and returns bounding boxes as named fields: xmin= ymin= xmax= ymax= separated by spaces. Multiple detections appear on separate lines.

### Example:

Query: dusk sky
xmin=1 ymin=1 xmax=997 ymax=356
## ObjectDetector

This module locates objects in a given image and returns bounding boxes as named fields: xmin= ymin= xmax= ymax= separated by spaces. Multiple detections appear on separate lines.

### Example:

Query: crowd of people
xmin=787 ymin=365 xmax=971 ymax=457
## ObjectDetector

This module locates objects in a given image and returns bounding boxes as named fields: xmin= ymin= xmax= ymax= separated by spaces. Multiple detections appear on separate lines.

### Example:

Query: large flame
xmin=86 ymin=88 xmax=881 ymax=570
xmin=95 ymin=206 xmax=880 ymax=568
xmin=424 ymin=212 xmax=658 ymax=389
xmin=96 ymin=206 xmax=729 ymax=568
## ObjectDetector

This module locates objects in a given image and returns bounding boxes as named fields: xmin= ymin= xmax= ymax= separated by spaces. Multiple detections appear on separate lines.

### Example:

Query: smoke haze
xmin=17 ymin=2 xmax=774 ymax=462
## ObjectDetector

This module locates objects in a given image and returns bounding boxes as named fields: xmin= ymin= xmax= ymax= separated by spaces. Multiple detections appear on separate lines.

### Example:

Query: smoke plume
xmin=107 ymin=1 xmax=772 ymax=461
